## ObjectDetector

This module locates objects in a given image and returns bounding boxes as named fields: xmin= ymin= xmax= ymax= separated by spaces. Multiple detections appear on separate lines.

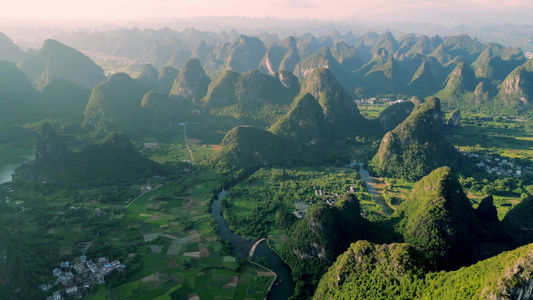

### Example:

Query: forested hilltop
xmin=0 ymin=26 xmax=531 ymax=300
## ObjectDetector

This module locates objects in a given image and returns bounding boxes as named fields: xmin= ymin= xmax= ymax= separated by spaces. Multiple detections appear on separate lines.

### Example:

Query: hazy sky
xmin=2 ymin=0 xmax=533 ymax=25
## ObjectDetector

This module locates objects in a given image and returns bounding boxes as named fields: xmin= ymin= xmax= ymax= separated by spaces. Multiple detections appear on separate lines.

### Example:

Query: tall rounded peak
xmin=141 ymin=91 xmax=168 ymax=108
xmin=38 ymin=39 xmax=73 ymax=56
xmin=106 ymin=72 xmax=134 ymax=85
xmin=0 ymin=32 xmax=15 ymax=44
xmin=281 ymin=36 xmax=297 ymax=48
xmin=181 ymin=57 xmax=203 ymax=70
xmin=41 ymin=39 xmax=64 ymax=49
xmin=140 ymin=64 xmax=158 ymax=76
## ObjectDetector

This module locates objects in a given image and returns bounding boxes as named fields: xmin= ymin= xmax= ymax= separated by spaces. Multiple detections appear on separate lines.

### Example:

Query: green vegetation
xmin=370 ymin=97 xmax=463 ymax=181
xmin=169 ymin=58 xmax=211 ymax=101
xmin=315 ymin=241 xmax=533 ymax=299
xmin=396 ymin=167 xmax=479 ymax=270
xmin=17 ymin=123 xmax=164 ymax=186
xmin=1 ymin=28 xmax=533 ymax=300
xmin=221 ymin=166 xmax=365 ymax=238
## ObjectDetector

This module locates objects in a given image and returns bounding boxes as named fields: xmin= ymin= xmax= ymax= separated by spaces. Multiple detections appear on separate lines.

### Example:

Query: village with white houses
xmin=355 ymin=97 xmax=406 ymax=106
xmin=458 ymin=148 xmax=526 ymax=178
xmin=38 ymin=254 xmax=125 ymax=300
xmin=293 ymin=184 xmax=359 ymax=219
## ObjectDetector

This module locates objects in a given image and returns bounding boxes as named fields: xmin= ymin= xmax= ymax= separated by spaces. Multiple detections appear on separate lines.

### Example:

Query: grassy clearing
xmin=358 ymin=105 xmax=387 ymax=119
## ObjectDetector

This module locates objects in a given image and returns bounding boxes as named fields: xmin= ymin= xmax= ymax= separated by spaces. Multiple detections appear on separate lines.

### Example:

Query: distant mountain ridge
xmin=18 ymin=39 xmax=106 ymax=89
xmin=0 ymin=28 xmax=526 ymax=115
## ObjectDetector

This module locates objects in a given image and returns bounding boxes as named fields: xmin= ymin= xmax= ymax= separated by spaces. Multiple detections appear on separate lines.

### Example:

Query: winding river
xmin=0 ymin=149 xmax=34 ymax=184
xmin=211 ymin=189 xmax=295 ymax=299
xmin=209 ymin=161 xmax=393 ymax=299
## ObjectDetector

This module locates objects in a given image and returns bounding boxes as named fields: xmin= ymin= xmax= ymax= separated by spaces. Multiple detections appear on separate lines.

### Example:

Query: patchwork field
xmin=83 ymin=169 xmax=274 ymax=299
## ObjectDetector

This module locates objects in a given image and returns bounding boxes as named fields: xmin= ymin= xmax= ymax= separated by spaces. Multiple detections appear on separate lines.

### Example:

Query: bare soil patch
xmin=199 ymin=243 xmax=209 ymax=257
xmin=167 ymin=259 xmax=178 ymax=268
xmin=223 ymin=276 xmax=239 ymax=289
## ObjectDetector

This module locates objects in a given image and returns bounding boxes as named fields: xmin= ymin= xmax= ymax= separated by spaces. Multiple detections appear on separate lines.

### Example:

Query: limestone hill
xmin=170 ymin=58 xmax=211 ymax=101
xmin=300 ymin=68 xmax=369 ymax=137
xmin=18 ymin=39 xmax=106 ymax=89
xmin=18 ymin=123 xmax=161 ymax=186
xmin=0 ymin=60 xmax=38 ymax=121
xmin=314 ymin=241 xmax=533 ymax=299
xmin=208 ymin=125 xmax=287 ymax=172
xmin=370 ymin=97 xmax=461 ymax=181
xmin=83 ymin=73 xmax=148 ymax=133
xmin=397 ymin=166 xmax=479 ymax=270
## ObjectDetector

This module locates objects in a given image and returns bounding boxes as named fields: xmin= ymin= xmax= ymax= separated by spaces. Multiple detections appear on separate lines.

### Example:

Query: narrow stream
xmin=350 ymin=161 xmax=395 ymax=216
xmin=211 ymin=189 xmax=295 ymax=299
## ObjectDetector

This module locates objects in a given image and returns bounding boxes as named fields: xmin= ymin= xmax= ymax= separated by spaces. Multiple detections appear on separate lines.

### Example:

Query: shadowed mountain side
xmin=502 ymin=196 xmax=533 ymax=246
xmin=156 ymin=66 xmax=180 ymax=94
xmin=135 ymin=64 xmax=159 ymax=90
xmin=18 ymin=39 xmax=106 ymax=89
xmin=269 ymin=93 xmax=329 ymax=161
xmin=38 ymin=78 xmax=92 ymax=120
xmin=83 ymin=73 xmax=149 ymax=134
xmin=376 ymin=100 xmax=415 ymax=132
xmin=0 ymin=32 xmax=26 ymax=63
xmin=17 ymin=123 xmax=162 ymax=186
xmin=207 ymin=125 xmax=288 ymax=172
xmin=0 ymin=60 xmax=39 ymax=121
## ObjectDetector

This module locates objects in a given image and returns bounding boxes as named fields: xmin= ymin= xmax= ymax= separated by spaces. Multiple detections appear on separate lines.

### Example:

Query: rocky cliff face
xmin=498 ymin=65 xmax=533 ymax=106
xmin=447 ymin=108 xmax=461 ymax=127
xmin=484 ymin=247 xmax=533 ymax=300
xmin=293 ymin=46 xmax=343 ymax=79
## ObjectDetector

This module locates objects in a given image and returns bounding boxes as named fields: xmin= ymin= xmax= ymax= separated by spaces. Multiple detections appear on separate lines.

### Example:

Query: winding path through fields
xmin=182 ymin=123 xmax=200 ymax=173
xmin=183 ymin=122 xmax=195 ymax=164
xmin=125 ymin=185 xmax=161 ymax=209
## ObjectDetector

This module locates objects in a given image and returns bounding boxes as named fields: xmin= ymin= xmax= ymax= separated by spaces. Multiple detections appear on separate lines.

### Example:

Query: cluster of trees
xmin=459 ymin=175 xmax=532 ymax=197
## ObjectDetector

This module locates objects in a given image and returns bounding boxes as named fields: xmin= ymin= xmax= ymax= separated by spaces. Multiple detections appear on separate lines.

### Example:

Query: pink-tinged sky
xmin=2 ymin=0 xmax=533 ymax=24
